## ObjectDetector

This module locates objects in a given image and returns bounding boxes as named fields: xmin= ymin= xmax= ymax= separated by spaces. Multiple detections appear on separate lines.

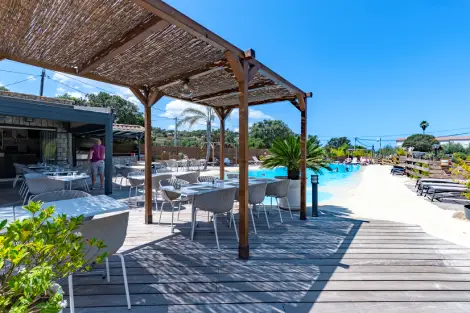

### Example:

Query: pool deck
xmin=59 ymin=194 xmax=470 ymax=313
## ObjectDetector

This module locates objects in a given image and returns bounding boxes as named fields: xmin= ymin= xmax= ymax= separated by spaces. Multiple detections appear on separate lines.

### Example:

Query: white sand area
xmin=322 ymin=165 xmax=470 ymax=248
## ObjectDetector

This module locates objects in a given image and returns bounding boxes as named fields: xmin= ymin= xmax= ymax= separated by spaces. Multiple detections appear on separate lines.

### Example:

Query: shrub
xmin=402 ymin=134 xmax=439 ymax=152
xmin=0 ymin=202 xmax=106 ymax=313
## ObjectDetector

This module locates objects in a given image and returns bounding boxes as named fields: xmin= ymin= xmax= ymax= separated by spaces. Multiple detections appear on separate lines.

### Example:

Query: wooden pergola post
xmin=226 ymin=49 xmax=258 ymax=259
xmin=297 ymin=94 xmax=307 ymax=220
xmin=130 ymin=87 xmax=163 ymax=224
xmin=215 ymin=108 xmax=232 ymax=179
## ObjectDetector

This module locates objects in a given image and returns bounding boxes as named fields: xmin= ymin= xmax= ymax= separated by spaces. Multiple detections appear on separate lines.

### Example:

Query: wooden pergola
xmin=0 ymin=0 xmax=311 ymax=259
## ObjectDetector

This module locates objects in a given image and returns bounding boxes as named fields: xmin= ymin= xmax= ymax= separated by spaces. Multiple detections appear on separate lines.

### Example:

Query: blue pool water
xmin=248 ymin=164 xmax=361 ymax=204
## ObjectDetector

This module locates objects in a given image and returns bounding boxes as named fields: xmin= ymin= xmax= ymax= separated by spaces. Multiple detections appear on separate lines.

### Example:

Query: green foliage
xmin=452 ymin=158 xmax=470 ymax=199
xmin=377 ymin=145 xmax=395 ymax=157
xmin=325 ymin=137 xmax=351 ymax=151
xmin=249 ymin=120 xmax=294 ymax=149
xmin=262 ymin=135 xmax=331 ymax=179
xmin=352 ymin=149 xmax=367 ymax=157
xmin=402 ymin=134 xmax=439 ymax=152
xmin=307 ymin=135 xmax=320 ymax=147
xmin=0 ymin=202 xmax=106 ymax=313
xmin=396 ymin=147 xmax=406 ymax=156
xmin=420 ymin=120 xmax=429 ymax=134
xmin=329 ymin=143 xmax=348 ymax=158
xmin=57 ymin=92 xmax=144 ymax=125
xmin=442 ymin=142 xmax=466 ymax=154
xmin=453 ymin=152 xmax=467 ymax=162
xmin=248 ymin=137 xmax=264 ymax=149
xmin=0 ymin=86 xmax=9 ymax=92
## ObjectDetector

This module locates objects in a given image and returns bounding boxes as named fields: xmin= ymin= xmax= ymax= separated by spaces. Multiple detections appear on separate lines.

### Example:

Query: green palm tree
xmin=177 ymin=107 xmax=216 ymax=170
xmin=420 ymin=121 xmax=429 ymax=134
xmin=262 ymin=135 xmax=331 ymax=180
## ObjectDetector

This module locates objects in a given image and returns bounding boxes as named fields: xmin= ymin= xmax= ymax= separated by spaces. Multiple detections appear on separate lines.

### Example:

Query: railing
xmin=404 ymin=158 xmax=448 ymax=178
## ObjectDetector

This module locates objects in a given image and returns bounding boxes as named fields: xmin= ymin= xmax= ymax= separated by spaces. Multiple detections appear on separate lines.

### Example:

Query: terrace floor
xmin=62 ymin=196 xmax=470 ymax=313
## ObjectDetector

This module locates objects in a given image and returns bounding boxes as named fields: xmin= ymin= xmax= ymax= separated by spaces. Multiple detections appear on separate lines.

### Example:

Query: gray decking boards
xmin=62 ymin=207 xmax=470 ymax=313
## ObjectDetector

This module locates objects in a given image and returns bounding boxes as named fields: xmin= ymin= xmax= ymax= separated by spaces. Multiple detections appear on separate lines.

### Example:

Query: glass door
xmin=40 ymin=130 xmax=57 ymax=164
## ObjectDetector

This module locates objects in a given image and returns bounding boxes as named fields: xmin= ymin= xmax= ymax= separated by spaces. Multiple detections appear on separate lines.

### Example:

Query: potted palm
xmin=262 ymin=135 xmax=331 ymax=210
xmin=0 ymin=201 xmax=106 ymax=313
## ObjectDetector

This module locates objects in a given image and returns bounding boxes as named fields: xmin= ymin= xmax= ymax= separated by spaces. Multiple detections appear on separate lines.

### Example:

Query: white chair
xmin=127 ymin=171 xmax=144 ymax=205
xmin=234 ymin=183 xmax=268 ymax=233
xmin=191 ymin=187 xmax=238 ymax=250
xmin=159 ymin=178 xmax=189 ymax=232
xmin=23 ymin=176 xmax=65 ymax=205
xmin=265 ymin=179 xmax=292 ymax=223
xmin=151 ymin=174 xmax=172 ymax=204
xmin=68 ymin=212 xmax=130 ymax=313
xmin=177 ymin=171 xmax=200 ymax=184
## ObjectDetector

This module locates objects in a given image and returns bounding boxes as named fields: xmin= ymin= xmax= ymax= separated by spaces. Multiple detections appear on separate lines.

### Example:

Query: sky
xmin=1 ymin=0 xmax=470 ymax=147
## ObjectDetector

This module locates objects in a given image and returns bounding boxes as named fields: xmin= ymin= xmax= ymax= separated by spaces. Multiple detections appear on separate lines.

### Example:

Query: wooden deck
xmin=63 ymin=203 xmax=470 ymax=313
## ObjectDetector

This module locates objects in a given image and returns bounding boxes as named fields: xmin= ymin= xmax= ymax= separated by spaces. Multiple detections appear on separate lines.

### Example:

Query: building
xmin=396 ymin=136 xmax=470 ymax=148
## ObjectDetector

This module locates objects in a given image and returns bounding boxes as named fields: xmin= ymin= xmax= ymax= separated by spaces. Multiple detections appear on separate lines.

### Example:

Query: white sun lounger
xmin=415 ymin=178 xmax=455 ymax=188
xmin=418 ymin=182 xmax=463 ymax=195
xmin=426 ymin=185 xmax=468 ymax=201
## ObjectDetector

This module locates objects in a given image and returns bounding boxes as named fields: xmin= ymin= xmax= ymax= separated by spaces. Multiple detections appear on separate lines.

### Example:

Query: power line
xmin=0 ymin=69 xmax=37 ymax=76
xmin=48 ymin=76 xmax=88 ymax=96
xmin=57 ymin=73 xmax=118 ymax=94
xmin=2 ymin=75 xmax=40 ymax=88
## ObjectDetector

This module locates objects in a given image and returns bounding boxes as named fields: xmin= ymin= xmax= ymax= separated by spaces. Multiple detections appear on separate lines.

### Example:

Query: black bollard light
xmin=311 ymin=174 xmax=319 ymax=217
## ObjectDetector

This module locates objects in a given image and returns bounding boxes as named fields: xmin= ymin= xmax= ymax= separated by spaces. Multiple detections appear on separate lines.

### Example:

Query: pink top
xmin=90 ymin=144 xmax=105 ymax=162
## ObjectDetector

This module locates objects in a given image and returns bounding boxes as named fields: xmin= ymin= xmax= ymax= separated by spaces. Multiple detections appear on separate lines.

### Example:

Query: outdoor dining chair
xmin=197 ymin=176 xmax=217 ymax=183
xmin=12 ymin=163 xmax=26 ymax=188
xmin=191 ymin=187 xmax=238 ymax=250
xmin=178 ymin=171 xmax=200 ymax=184
xmin=227 ymin=173 xmax=239 ymax=179
xmin=151 ymin=174 xmax=172 ymax=204
xmin=265 ymin=179 xmax=292 ymax=222
xmin=23 ymin=176 xmax=65 ymax=205
xmin=159 ymin=178 xmax=190 ymax=232
xmin=68 ymin=212 xmax=130 ymax=313
xmin=31 ymin=190 xmax=91 ymax=202
xmin=127 ymin=171 xmax=144 ymax=205
xmin=234 ymin=183 xmax=268 ymax=233
xmin=19 ymin=169 xmax=41 ymax=198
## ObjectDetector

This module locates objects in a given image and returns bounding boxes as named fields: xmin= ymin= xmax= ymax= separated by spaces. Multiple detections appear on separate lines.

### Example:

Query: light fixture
xmin=182 ymin=79 xmax=193 ymax=97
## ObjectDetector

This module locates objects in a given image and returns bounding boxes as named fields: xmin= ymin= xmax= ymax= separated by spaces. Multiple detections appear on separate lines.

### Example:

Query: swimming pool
xmin=248 ymin=164 xmax=361 ymax=203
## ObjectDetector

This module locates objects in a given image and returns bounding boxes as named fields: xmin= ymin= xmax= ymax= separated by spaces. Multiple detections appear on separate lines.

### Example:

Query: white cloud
xmin=52 ymin=72 xmax=71 ymax=84
xmin=27 ymin=75 xmax=37 ymax=81
xmin=229 ymin=108 xmax=273 ymax=120
xmin=160 ymin=99 xmax=201 ymax=118
xmin=114 ymin=86 xmax=140 ymax=105
xmin=0 ymin=81 xmax=3 ymax=86
xmin=168 ymin=124 xmax=175 ymax=130
xmin=234 ymin=128 xmax=239 ymax=132
xmin=56 ymin=87 xmax=66 ymax=94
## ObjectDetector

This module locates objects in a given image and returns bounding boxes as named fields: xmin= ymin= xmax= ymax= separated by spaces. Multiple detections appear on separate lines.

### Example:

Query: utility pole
xmin=173 ymin=117 xmax=178 ymax=147
xmin=39 ymin=69 xmax=45 ymax=96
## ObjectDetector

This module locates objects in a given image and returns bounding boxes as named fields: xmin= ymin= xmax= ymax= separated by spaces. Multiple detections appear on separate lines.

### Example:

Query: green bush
xmin=0 ymin=202 xmax=106 ymax=313
xmin=402 ymin=134 xmax=439 ymax=152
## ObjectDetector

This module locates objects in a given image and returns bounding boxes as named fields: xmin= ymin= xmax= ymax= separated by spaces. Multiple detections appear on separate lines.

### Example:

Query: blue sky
xmin=1 ymin=0 xmax=470 ymax=147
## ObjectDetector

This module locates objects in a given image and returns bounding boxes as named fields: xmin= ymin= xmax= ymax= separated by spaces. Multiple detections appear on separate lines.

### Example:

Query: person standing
xmin=89 ymin=138 xmax=105 ymax=189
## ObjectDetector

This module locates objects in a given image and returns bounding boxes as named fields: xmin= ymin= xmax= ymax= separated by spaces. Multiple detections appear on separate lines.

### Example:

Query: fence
xmin=404 ymin=158 xmax=449 ymax=179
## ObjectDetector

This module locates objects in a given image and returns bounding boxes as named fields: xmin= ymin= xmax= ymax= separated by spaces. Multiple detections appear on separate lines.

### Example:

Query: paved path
xmin=62 ymin=204 xmax=470 ymax=313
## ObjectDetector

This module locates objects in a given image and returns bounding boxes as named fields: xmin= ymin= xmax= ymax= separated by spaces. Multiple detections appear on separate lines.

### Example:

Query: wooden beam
xmin=300 ymin=98 xmax=307 ymax=221
xmin=79 ymin=17 xmax=169 ymax=74
xmin=155 ymin=65 xmax=226 ymax=90
xmin=147 ymin=88 xmax=164 ymax=105
xmin=194 ymin=82 xmax=274 ymax=103
xmin=290 ymin=99 xmax=301 ymax=111
xmin=132 ymin=0 xmax=245 ymax=57
xmin=251 ymin=59 xmax=305 ymax=95
xmin=296 ymin=93 xmax=306 ymax=111
xmin=224 ymin=51 xmax=244 ymax=82
xmin=248 ymin=63 xmax=260 ymax=82
xmin=130 ymin=87 xmax=148 ymax=105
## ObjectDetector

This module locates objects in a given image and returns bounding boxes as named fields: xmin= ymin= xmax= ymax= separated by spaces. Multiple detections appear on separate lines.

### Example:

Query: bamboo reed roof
xmin=0 ymin=0 xmax=309 ymax=108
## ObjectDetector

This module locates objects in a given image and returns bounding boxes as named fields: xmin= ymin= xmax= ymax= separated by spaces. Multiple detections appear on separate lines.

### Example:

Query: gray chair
xmin=31 ymin=190 xmax=91 ymax=202
xmin=151 ymin=174 xmax=172 ymax=203
xmin=178 ymin=171 xmax=199 ymax=184
xmin=191 ymin=188 xmax=238 ymax=250
xmin=127 ymin=171 xmax=144 ymax=205
xmin=265 ymin=179 xmax=292 ymax=222
xmin=166 ymin=159 xmax=178 ymax=172
xmin=159 ymin=178 xmax=189 ymax=232
xmin=68 ymin=212 xmax=130 ymax=313
xmin=234 ymin=183 xmax=268 ymax=233
xmin=227 ymin=173 xmax=239 ymax=179
xmin=157 ymin=167 xmax=172 ymax=173
xmin=24 ymin=176 xmax=65 ymax=205
xmin=13 ymin=163 xmax=26 ymax=188
xmin=19 ymin=169 xmax=41 ymax=198
xmin=197 ymin=176 xmax=217 ymax=183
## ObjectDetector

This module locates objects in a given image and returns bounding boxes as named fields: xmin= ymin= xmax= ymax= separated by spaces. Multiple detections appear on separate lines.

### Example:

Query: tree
xmin=442 ymin=142 xmax=466 ymax=155
xmin=325 ymin=137 xmax=351 ymax=150
xmin=56 ymin=93 xmax=87 ymax=106
xmin=262 ymin=135 xmax=330 ymax=180
xmin=402 ymin=134 xmax=439 ymax=152
xmin=249 ymin=120 xmax=294 ymax=149
xmin=308 ymin=135 xmax=320 ymax=146
xmin=87 ymin=92 xmax=144 ymax=126
xmin=420 ymin=120 xmax=429 ymax=134
xmin=0 ymin=86 xmax=9 ymax=91
xmin=377 ymin=145 xmax=395 ymax=157
xmin=177 ymin=107 xmax=216 ymax=170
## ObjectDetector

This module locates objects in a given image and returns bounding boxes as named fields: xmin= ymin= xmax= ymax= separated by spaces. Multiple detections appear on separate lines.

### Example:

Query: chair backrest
xmin=227 ymin=173 xmax=239 ymax=179
xmin=177 ymin=171 xmax=199 ymax=184
xmin=237 ymin=183 xmax=267 ymax=205
xmin=253 ymin=156 xmax=260 ymax=162
xmin=157 ymin=168 xmax=172 ymax=173
xmin=265 ymin=179 xmax=290 ymax=198
xmin=151 ymin=174 xmax=172 ymax=190
xmin=14 ymin=163 xmax=27 ymax=175
xmin=193 ymin=188 xmax=237 ymax=214
xmin=24 ymin=173 xmax=44 ymax=179
xmin=25 ymin=177 xmax=65 ymax=195
xmin=166 ymin=160 xmax=178 ymax=168
xmin=197 ymin=176 xmax=216 ymax=183
xmin=127 ymin=171 xmax=144 ymax=187
xmin=31 ymin=190 xmax=91 ymax=202
xmin=79 ymin=212 xmax=129 ymax=260
xmin=159 ymin=178 xmax=189 ymax=202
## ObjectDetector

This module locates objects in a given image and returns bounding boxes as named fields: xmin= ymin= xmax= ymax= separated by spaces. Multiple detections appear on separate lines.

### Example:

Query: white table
xmin=160 ymin=178 xmax=278 ymax=237
xmin=42 ymin=170 xmax=79 ymax=176
xmin=48 ymin=174 xmax=90 ymax=191
xmin=15 ymin=195 xmax=128 ymax=220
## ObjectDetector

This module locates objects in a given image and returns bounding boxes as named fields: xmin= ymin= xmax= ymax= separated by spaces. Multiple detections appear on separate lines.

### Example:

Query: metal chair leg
xmin=177 ymin=200 xmax=182 ymax=221
xmin=263 ymin=203 xmax=270 ymax=229
xmin=105 ymin=257 xmax=110 ymax=282
xmin=171 ymin=203 xmax=175 ymax=233
xmin=158 ymin=202 xmax=165 ymax=224
xmin=286 ymin=197 xmax=293 ymax=219
xmin=276 ymin=197 xmax=284 ymax=223
xmin=231 ymin=211 xmax=239 ymax=241
xmin=191 ymin=208 xmax=198 ymax=241
xmin=213 ymin=214 xmax=220 ymax=250
xmin=68 ymin=275 xmax=75 ymax=313
xmin=117 ymin=254 xmax=131 ymax=310
xmin=250 ymin=206 xmax=257 ymax=234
